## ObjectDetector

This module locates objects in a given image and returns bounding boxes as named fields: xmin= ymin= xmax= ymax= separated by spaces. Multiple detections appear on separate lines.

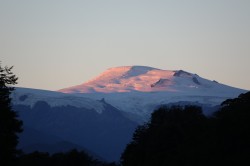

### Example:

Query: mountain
xmin=58 ymin=66 xmax=246 ymax=119
xmin=12 ymin=88 xmax=137 ymax=162
xmin=58 ymin=66 xmax=244 ymax=95
xmin=12 ymin=66 xmax=247 ymax=162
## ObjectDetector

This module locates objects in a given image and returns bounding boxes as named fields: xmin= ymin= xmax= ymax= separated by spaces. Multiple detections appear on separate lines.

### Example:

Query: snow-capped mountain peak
xmin=86 ymin=66 xmax=158 ymax=83
xmin=58 ymin=66 xmax=244 ymax=95
xmin=59 ymin=66 xmax=175 ymax=93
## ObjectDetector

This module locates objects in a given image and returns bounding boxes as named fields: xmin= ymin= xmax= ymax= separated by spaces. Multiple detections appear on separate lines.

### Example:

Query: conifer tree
xmin=0 ymin=63 xmax=22 ymax=166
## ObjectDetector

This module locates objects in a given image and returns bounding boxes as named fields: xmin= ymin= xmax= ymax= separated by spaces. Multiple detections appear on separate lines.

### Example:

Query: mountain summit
xmin=58 ymin=66 xmax=243 ymax=94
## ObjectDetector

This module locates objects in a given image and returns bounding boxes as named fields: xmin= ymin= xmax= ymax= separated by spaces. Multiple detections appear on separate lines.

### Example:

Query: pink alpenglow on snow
xmin=58 ymin=66 xmax=245 ymax=95
xmin=59 ymin=66 xmax=178 ymax=93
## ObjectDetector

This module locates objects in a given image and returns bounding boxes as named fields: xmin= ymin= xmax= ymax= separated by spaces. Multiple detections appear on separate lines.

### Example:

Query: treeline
xmin=17 ymin=149 xmax=117 ymax=166
xmin=121 ymin=92 xmax=250 ymax=166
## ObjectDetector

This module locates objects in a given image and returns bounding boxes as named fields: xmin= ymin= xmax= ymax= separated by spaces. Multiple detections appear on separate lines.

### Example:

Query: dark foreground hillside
xmin=121 ymin=92 xmax=250 ymax=166
xmin=14 ymin=100 xmax=137 ymax=162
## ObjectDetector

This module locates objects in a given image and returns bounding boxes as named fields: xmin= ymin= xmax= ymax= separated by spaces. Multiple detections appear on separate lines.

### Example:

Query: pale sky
xmin=1 ymin=0 xmax=250 ymax=90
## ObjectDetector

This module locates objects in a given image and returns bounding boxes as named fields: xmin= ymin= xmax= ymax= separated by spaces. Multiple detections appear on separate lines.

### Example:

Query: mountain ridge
xmin=12 ymin=66 xmax=247 ymax=161
xmin=58 ymin=66 xmax=245 ymax=94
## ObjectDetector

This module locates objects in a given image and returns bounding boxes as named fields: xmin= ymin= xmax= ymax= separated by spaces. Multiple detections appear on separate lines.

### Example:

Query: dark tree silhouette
xmin=0 ymin=63 xmax=23 ymax=166
xmin=121 ymin=92 xmax=250 ymax=166
xmin=18 ymin=149 xmax=118 ymax=166
xmin=121 ymin=106 xmax=210 ymax=166
xmin=214 ymin=91 xmax=250 ymax=165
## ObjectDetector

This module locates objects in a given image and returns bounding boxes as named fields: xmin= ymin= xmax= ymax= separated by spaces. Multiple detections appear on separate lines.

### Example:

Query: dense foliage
xmin=17 ymin=149 xmax=118 ymax=166
xmin=121 ymin=92 xmax=250 ymax=166
xmin=0 ymin=63 xmax=23 ymax=166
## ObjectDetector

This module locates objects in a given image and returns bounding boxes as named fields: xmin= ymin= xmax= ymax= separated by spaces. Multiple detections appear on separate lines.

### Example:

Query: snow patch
xmin=12 ymin=88 xmax=105 ymax=114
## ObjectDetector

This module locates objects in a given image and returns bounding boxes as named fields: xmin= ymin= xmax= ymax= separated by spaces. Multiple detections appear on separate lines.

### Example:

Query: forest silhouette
xmin=121 ymin=92 xmax=250 ymax=166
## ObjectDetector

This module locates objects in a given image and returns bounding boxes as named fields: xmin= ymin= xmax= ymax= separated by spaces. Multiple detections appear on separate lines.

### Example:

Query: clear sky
xmin=1 ymin=0 xmax=250 ymax=91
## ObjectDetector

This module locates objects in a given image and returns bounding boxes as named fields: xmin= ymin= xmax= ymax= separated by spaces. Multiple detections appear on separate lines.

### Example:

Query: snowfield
xmin=13 ymin=66 xmax=246 ymax=119
xmin=57 ymin=66 xmax=246 ymax=118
